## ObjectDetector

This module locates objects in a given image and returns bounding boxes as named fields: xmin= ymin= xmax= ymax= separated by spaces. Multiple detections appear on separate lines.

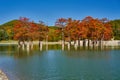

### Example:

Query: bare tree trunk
xmin=74 ymin=43 xmax=78 ymax=50
xmin=88 ymin=39 xmax=90 ymax=47
xmin=30 ymin=39 xmax=33 ymax=50
xmin=18 ymin=40 xmax=21 ymax=48
xmin=99 ymin=34 xmax=104 ymax=49
xmin=39 ymin=39 xmax=43 ymax=51
xmin=69 ymin=36 xmax=71 ymax=46
xmin=74 ymin=40 xmax=76 ymax=45
xmin=93 ymin=40 xmax=95 ymax=47
xmin=68 ymin=42 xmax=70 ymax=50
xmin=39 ymin=40 xmax=41 ymax=48
xmin=26 ymin=40 xmax=30 ymax=53
xmin=92 ymin=40 xmax=97 ymax=49
xmin=99 ymin=40 xmax=101 ymax=47
xmin=68 ymin=36 xmax=71 ymax=50
xmin=46 ymin=35 xmax=48 ymax=50
xmin=62 ymin=28 xmax=64 ymax=50
xmin=22 ymin=40 xmax=25 ymax=50
xmin=62 ymin=42 xmax=64 ymax=50
xmin=78 ymin=37 xmax=80 ymax=47
xmin=83 ymin=39 xmax=86 ymax=47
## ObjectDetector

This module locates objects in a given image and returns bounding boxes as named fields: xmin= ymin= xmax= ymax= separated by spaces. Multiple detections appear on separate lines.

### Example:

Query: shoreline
xmin=0 ymin=69 xmax=9 ymax=80
xmin=0 ymin=41 xmax=63 ymax=45
xmin=0 ymin=40 xmax=120 ymax=46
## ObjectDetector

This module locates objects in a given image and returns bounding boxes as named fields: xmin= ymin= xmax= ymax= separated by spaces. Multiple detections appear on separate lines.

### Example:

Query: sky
xmin=0 ymin=0 xmax=120 ymax=26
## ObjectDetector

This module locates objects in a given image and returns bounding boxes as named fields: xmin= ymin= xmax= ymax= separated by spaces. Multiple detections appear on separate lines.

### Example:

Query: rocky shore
xmin=0 ymin=70 xmax=8 ymax=80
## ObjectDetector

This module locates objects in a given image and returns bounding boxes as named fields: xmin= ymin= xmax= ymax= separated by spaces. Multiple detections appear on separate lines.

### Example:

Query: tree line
xmin=0 ymin=16 xmax=120 ymax=42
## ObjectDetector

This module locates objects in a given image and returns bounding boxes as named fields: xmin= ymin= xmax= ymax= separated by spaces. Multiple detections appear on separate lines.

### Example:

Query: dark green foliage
xmin=0 ymin=20 xmax=19 ymax=28
xmin=0 ymin=29 xmax=8 ymax=41
xmin=0 ymin=20 xmax=19 ymax=40
xmin=48 ymin=26 xmax=59 ymax=30
xmin=48 ymin=26 xmax=60 ymax=41
xmin=110 ymin=19 xmax=120 ymax=40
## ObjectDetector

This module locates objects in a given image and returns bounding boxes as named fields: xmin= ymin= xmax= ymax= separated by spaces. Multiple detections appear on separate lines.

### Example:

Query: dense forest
xmin=0 ymin=16 xmax=120 ymax=42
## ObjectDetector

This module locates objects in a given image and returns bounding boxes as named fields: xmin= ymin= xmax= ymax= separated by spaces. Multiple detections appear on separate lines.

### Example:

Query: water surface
xmin=0 ymin=45 xmax=120 ymax=80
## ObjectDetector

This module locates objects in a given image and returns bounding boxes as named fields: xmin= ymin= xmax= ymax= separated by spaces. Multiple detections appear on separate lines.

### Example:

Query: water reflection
xmin=0 ymin=45 xmax=16 ymax=56
xmin=0 ymin=45 xmax=120 ymax=80
xmin=14 ymin=47 xmax=33 ymax=58
xmin=63 ymin=50 xmax=111 ymax=60
xmin=0 ymin=45 xmax=35 ymax=58
xmin=0 ymin=45 xmax=120 ymax=59
xmin=0 ymin=44 xmax=120 ymax=60
xmin=13 ymin=45 xmax=48 ymax=59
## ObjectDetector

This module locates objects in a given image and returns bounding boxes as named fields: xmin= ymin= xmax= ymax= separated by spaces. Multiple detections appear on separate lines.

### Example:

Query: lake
xmin=0 ymin=45 xmax=120 ymax=80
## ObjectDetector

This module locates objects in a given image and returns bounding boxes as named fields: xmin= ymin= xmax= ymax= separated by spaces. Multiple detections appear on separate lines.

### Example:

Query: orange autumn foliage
xmin=55 ymin=16 xmax=113 ymax=41
xmin=14 ymin=17 xmax=48 ymax=40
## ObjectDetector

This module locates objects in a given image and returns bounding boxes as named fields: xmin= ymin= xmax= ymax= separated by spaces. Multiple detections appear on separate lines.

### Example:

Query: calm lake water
xmin=0 ymin=45 xmax=120 ymax=80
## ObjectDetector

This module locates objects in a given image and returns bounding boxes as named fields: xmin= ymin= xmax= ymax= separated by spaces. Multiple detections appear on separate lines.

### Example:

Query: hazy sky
xmin=0 ymin=0 xmax=120 ymax=26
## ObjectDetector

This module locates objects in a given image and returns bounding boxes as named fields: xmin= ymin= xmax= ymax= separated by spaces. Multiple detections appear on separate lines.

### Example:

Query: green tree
xmin=110 ymin=20 xmax=120 ymax=40
xmin=0 ymin=29 xmax=8 ymax=41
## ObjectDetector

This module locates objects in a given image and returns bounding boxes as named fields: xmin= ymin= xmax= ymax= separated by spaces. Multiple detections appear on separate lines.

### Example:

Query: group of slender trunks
xmin=17 ymin=39 xmax=103 ymax=51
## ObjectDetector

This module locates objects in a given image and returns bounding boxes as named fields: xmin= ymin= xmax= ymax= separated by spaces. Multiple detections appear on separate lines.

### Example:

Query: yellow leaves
xmin=6 ymin=28 xmax=12 ymax=35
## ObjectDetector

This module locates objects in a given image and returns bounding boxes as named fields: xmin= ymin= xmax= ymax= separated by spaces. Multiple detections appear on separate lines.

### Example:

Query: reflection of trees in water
xmin=48 ymin=45 xmax=61 ymax=50
xmin=0 ymin=45 xmax=16 ymax=51
xmin=11 ymin=46 xmax=120 ymax=59
xmin=13 ymin=47 xmax=33 ymax=58
xmin=0 ymin=45 xmax=17 ymax=56
xmin=1 ymin=45 xmax=120 ymax=59
xmin=13 ymin=45 xmax=45 ymax=59
xmin=63 ymin=49 xmax=112 ymax=60
xmin=37 ymin=44 xmax=62 ymax=50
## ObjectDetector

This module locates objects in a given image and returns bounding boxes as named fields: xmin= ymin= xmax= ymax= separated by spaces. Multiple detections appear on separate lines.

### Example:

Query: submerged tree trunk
xmin=88 ymin=39 xmax=90 ymax=47
xmin=26 ymin=40 xmax=30 ymax=52
xmin=68 ymin=36 xmax=71 ymax=50
xmin=46 ymin=35 xmax=48 ymax=50
xmin=68 ymin=42 xmax=70 ymax=50
xmin=87 ymin=39 xmax=91 ymax=50
xmin=18 ymin=40 xmax=21 ymax=48
xmin=30 ymin=39 xmax=33 ymax=49
xmin=99 ymin=34 xmax=104 ymax=49
xmin=74 ymin=43 xmax=78 ymax=50
xmin=92 ymin=40 xmax=95 ymax=48
xmin=62 ymin=42 xmax=64 ymax=50
xmin=99 ymin=40 xmax=102 ymax=47
xmin=69 ymin=36 xmax=71 ymax=46
xmin=92 ymin=40 xmax=97 ymax=49
xmin=74 ymin=40 xmax=76 ymax=45
xmin=83 ymin=39 xmax=86 ymax=47
xmin=98 ymin=39 xmax=104 ymax=50
xmin=22 ymin=40 xmax=25 ymax=50
xmin=78 ymin=37 xmax=80 ymax=47
xmin=39 ymin=39 xmax=40 ymax=48
xmin=18 ymin=38 xmax=25 ymax=49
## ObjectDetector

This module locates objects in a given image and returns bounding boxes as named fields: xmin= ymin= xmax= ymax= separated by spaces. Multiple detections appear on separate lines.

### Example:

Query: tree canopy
xmin=55 ymin=16 xmax=113 ymax=41
xmin=0 ymin=16 xmax=119 ymax=41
